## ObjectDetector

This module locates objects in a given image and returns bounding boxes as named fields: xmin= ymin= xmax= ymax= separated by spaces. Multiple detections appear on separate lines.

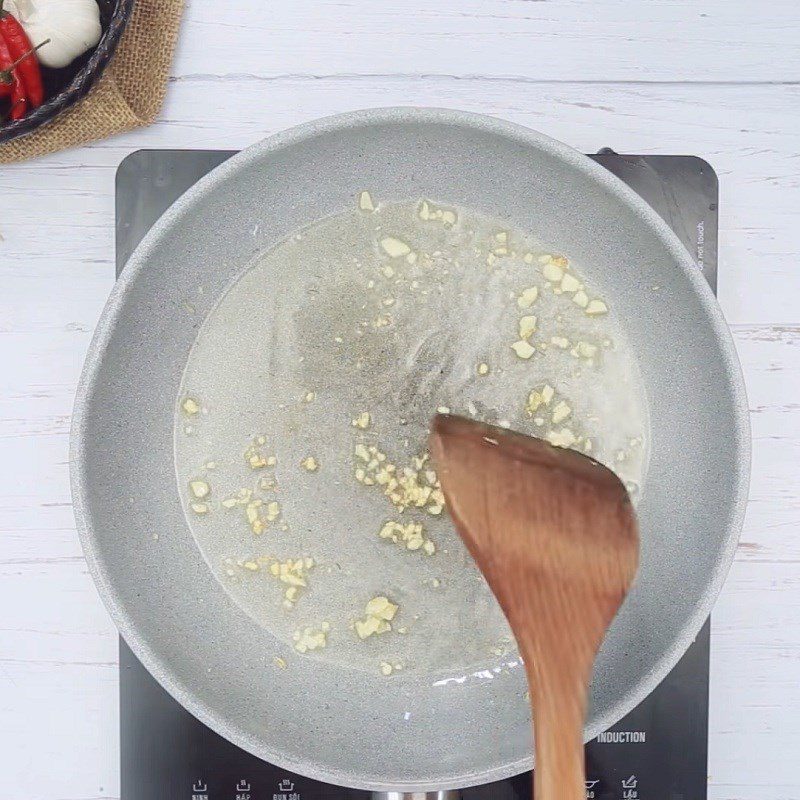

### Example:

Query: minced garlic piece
xmin=560 ymin=273 xmax=581 ymax=293
xmin=190 ymin=502 xmax=209 ymax=515
xmin=303 ymin=391 xmax=316 ymax=403
xmin=293 ymin=626 xmax=327 ymax=653
xmin=477 ymin=362 xmax=490 ymax=376
xmin=517 ymin=286 xmax=539 ymax=308
xmin=380 ymin=236 xmax=411 ymax=258
xmin=586 ymin=299 xmax=608 ymax=316
xmin=572 ymin=341 xmax=598 ymax=360
xmin=547 ymin=428 xmax=578 ymax=448
xmin=511 ymin=340 xmax=536 ymax=359
xmin=265 ymin=501 xmax=281 ymax=521
xmin=380 ymin=662 xmax=394 ymax=676
xmin=551 ymin=400 xmax=572 ymax=424
xmin=358 ymin=190 xmax=375 ymax=212
xmin=573 ymin=290 xmax=589 ymax=308
xmin=525 ymin=383 xmax=555 ymax=415
xmin=274 ymin=656 xmax=287 ymax=669
xmin=542 ymin=262 xmax=565 ymax=282
xmin=436 ymin=406 xmax=450 ymax=414
xmin=181 ymin=397 xmax=200 ymax=415
xmin=518 ymin=315 xmax=537 ymax=340
xmin=550 ymin=336 xmax=570 ymax=349
xmin=246 ymin=499 xmax=265 ymax=534
xmin=355 ymin=596 xmax=398 ymax=640
xmin=300 ymin=456 xmax=319 ymax=472
xmin=189 ymin=480 xmax=210 ymax=499
xmin=352 ymin=411 xmax=371 ymax=430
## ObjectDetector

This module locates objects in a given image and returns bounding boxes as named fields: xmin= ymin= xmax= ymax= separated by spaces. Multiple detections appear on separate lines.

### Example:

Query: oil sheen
xmin=174 ymin=198 xmax=650 ymax=678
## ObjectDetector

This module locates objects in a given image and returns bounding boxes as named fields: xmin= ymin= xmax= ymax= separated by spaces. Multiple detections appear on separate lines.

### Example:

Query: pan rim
xmin=71 ymin=106 xmax=751 ymax=792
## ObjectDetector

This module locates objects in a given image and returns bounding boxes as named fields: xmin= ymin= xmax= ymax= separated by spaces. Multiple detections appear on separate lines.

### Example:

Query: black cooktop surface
xmin=116 ymin=149 xmax=718 ymax=800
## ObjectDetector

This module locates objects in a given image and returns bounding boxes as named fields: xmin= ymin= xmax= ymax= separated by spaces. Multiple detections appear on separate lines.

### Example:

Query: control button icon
xmin=621 ymin=774 xmax=638 ymax=799
xmin=278 ymin=779 xmax=295 ymax=792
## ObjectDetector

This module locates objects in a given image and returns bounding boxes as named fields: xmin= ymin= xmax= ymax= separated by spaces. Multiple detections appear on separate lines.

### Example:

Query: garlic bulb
xmin=4 ymin=0 xmax=102 ymax=69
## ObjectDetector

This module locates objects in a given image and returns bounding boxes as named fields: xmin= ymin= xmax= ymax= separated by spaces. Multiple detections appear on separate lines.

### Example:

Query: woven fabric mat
xmin=0 ymin=0 xmax=183 ymax=163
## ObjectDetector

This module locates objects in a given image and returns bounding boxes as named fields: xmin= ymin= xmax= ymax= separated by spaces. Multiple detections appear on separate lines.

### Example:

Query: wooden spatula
xmin=429 ymin=414 xmax=639 ymax=800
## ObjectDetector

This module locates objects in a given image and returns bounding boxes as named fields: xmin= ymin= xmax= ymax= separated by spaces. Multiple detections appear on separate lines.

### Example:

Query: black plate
xmin=0 ymin=0 xmax=134 ymax=144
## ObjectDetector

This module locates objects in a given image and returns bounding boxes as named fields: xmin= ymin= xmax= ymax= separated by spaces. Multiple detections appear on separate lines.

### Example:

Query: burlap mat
xmin=0 ymin=0 xmax=184 ymax=163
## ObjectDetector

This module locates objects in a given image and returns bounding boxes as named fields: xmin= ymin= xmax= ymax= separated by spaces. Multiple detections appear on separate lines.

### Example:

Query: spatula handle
xmin=530 ymin=678 xmax=588 ymax=800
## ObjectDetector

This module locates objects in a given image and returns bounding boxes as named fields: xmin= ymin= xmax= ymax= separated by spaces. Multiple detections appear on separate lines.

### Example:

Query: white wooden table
xmin=1 ymin=2 xmax=799 ymax=798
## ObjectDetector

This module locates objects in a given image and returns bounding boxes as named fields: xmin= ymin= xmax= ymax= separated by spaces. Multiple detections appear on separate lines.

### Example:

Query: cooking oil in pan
xmin=174 ymin=197 xmax=650 ymax=677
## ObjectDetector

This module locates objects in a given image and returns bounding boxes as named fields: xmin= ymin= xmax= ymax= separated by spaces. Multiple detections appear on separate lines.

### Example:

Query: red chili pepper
xmin=0 ymin=0 xmax=44 ymax=108
xmin=0 ymin=25 xmax=26 ymax=120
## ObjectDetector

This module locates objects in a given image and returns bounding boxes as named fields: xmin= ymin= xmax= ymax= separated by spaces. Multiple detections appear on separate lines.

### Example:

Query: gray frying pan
xmin=71 ymin=109 xmax=749 ymax=795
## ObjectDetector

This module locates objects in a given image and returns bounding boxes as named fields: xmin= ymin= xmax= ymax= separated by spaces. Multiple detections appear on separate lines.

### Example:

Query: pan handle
xmin=371 ymin=793 xmax=460 ymax=800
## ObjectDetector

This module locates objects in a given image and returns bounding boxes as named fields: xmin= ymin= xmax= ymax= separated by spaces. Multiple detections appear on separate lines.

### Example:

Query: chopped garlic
xmin=244 ymin=438 xmax=275 ymax=470
xmin=586 ymin=299 xmax=609 ymax=316
xmin=303 ymin=391 xmax=316 ymax=403
xmin=358 ymin=190 xmax=375 ymax=212
xmin=573 ymin=341 xmax=598 ymax=360
xmin=436 ymin=406 xmax=451 ymax=414
xmin=517 ymin=286 xmax=539 ymax=308
xmin=550 ymin=336 xmax=570 ymax=349
xmin=518 ymin=315 xmax=537 ymax=340
xmin=551 ymin=400 xmax=572 ymax=424
xmin=526 ymin=384 xmax=555 ymax=415
xmin=477 ymin=362 xmax=490 ymax=376
xmin=547 ymin=428 xmax=578 ymax=448
xmin=181 ymin=397 xmax=200 ymax=415
xmin=380 ymin=662 xmax=394 ymax=676
xmin=190 ymin=502 xmax=209 ymax=515
xmin=356 ymin=596 xmax=399 ymax=640
xmin=511 ymin=340 xmax=536 ymax=359
xmin=189 ymin=480 xmax=210 ymax=499
xmin=274 ymin=656 xmax=287 ymax=669
xmin=293 ymin=626 xmax=327 ymax=654
xmin=366 ymin=596 xmax=398 ymax=620
xmin=542 ymin=262 xmax=565 ymax=282
xmin=379 ymin=520 xmax=436 ymax=555
xmin=560 ymin=273 xmax=581 ymax=293
xmin=352 ymin=411 xmax=371 ymax=429
xmin=573 ymin=290 xmax=589 ymax=308
xmin=380 ymin=236 xmax=411 ymax=258
xmin=300 ymin=456 xmax=319 ymax=472
xmin=354 ymin=444 xmax=444 ymax=514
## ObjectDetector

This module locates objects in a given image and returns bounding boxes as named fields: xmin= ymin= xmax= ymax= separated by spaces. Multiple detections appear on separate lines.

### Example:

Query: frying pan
xmin=71 ymin=108 xmax=749 ymax=795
